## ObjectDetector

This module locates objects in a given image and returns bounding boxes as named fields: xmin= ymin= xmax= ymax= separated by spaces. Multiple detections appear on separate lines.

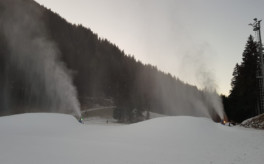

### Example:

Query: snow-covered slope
xmin=0 ymin=113 xmax=264 ymax=164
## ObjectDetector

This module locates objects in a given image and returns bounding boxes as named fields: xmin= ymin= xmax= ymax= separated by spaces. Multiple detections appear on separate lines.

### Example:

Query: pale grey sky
xmin=35 ymin=0 xmax=264 ymax=95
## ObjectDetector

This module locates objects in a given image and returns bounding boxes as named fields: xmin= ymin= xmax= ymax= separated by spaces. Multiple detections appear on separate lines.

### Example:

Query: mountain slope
xmin=0 ymin=0 xmax=223 ymax=121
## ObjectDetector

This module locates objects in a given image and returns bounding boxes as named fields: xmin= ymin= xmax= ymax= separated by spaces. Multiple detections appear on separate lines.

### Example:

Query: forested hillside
xmin=0 ymin=0 xmax=222 ymax=122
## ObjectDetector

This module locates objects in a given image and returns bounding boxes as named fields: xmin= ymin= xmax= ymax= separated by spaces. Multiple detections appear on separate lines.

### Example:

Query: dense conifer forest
xmin=0 ymin=0 xmax=221 ymax=122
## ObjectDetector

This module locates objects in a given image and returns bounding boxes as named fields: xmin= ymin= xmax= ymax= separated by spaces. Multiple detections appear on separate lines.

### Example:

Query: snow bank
xmin=241 ymin=113 xmax=264 ymax=129
xmin=0 ymin=113 xmax=264 ymax=164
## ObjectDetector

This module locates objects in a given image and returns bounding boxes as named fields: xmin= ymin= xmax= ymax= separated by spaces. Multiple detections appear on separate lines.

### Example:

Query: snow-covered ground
xmin=0 ymin=113 xmax=264 ymax=164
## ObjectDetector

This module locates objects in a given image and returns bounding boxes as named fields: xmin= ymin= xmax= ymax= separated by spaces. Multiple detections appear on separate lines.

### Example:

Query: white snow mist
xmin=151 ymin=44 xmax=225 ymax=121
xmin=1 ymin=0 xmax=81 ymax=117
xmin=196 ymin=64 xmax=224 ymax=120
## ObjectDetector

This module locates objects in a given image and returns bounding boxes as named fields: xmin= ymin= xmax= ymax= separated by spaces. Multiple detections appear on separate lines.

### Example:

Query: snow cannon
xmin=78 ymin=117 xmax=84 ymax=124
xmin=221 ymin=119 xmax=227 ymax=125
xmin=220 ymin=115 xmax=230 ymax=126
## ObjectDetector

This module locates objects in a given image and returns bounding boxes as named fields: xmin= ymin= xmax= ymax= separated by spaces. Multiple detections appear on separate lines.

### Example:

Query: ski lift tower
xmin=249 ymin=18 xmax=264 ymax=115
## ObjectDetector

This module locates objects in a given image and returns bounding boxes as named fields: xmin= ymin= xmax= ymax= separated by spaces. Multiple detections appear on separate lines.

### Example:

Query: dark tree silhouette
xmin=224 ymin=35 xmax=258 ymax=122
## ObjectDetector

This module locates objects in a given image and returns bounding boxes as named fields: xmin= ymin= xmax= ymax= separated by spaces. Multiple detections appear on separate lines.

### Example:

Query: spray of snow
xmin=151 ymin=42 xmax=224 ymax=120
xmin=180 ymin=42 xmax=224 ymax=120
xmin=196 ymin=64 xmax=224 ymax=120
xmin=0 ymin=0 xmax=81 ymax=117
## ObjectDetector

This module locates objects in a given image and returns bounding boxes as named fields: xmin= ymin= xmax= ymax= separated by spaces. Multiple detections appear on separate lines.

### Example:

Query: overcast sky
xmin=35 ymin=0 xmax=264 ymax=95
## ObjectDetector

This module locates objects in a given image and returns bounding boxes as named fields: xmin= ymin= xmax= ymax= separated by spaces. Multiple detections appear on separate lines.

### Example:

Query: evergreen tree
xmin=225 ymin=35 xmax=258 ymax=122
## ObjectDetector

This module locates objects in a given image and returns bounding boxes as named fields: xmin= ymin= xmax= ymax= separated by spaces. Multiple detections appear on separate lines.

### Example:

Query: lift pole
xmin=249 ymin=18 xmax=264 ymax=115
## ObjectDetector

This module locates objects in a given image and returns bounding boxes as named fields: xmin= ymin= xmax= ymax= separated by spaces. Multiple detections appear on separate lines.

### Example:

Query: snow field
xmin=0 ymin=113 xmax=264 ymax=164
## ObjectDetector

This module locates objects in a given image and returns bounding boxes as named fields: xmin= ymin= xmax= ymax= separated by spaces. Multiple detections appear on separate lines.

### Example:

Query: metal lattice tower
xmin=249 ymin=18 xmax=264 ymax=115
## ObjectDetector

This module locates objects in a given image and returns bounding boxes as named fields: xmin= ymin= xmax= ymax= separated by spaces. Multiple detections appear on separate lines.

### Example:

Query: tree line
xmin=223 ymin=35 xmax=261 ymax=123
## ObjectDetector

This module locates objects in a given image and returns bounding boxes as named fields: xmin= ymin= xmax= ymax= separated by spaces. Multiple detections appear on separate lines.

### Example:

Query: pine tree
xmin=226 ymin=35 xmax=258 ymax=122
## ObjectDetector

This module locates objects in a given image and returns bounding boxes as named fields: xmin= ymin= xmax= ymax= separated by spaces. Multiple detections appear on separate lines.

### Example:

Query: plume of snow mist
xmin=196 ymin=64 xmax=224 ymax=120
xmin=179 ymin=42 xmax=224 ymax=120
xmin=0 ymin=0 xmax=81 ymax=117
xmin=153 ymin=42 xmax=225 ymax=121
